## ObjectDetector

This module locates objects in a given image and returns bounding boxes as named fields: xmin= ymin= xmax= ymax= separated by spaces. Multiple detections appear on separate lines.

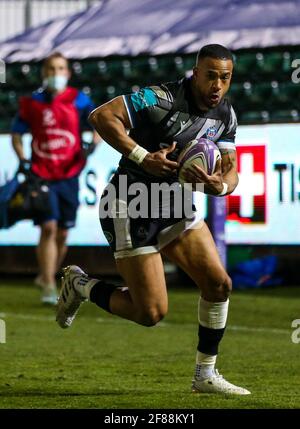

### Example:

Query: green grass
xmin=0 ymin=281 xmax=299 ymax=409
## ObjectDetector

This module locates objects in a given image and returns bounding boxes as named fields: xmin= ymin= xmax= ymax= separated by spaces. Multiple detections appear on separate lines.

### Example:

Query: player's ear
xmin=192 ymin=66 xmax=198 ymax=79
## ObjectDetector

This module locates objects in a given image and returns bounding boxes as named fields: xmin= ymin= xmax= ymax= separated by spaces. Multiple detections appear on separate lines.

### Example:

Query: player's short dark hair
xmin=43 ymin=51 xmax=69 ymax=68
xmin=196 ymin=44 xmax=234 ymax=64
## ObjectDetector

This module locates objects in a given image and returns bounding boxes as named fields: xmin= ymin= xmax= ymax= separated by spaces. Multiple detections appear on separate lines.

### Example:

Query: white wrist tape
xmin=218 ymin=182 xmax=228 ymax=196
xmin=128 ymin=145 xmax=149 ymax=165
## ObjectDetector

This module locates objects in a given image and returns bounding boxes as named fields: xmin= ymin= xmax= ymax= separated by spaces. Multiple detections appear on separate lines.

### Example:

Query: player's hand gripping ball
xmin=178 ymin=138 xmax=221 ymax=190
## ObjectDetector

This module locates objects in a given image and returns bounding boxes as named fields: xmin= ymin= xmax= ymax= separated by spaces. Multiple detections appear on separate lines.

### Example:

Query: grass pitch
xmin=0 ymin=280 xmax=299 ymax=409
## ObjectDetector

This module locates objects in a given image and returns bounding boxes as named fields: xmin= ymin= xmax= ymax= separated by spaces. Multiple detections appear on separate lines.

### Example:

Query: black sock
xmin=197 ymin=324 xmax=226 ymax=355
xmin=89 ymin=281 xmax=119 ymax=313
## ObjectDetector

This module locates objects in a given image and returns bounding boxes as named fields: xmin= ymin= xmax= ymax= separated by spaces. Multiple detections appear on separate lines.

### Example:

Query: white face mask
xmin=43 ymin=75 xmax=68 ymax=91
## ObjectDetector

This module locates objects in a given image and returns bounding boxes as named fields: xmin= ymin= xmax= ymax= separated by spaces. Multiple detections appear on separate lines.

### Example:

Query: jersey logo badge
xmin=206 ymin=126 xmax=217 ymax=139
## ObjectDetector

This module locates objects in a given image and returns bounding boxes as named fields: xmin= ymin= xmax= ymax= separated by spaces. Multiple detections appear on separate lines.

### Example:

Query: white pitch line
xmin=0 ymin=312 xmax=54 ymax=321
xmin=0 ymin=312 xmax=290 ymax=335
xmin=228 ymin=325 xmax=288 ymax=335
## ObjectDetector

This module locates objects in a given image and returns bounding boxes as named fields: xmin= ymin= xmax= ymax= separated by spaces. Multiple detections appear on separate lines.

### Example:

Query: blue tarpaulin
xmin=0 ymin=0 xmax=300 ymax=61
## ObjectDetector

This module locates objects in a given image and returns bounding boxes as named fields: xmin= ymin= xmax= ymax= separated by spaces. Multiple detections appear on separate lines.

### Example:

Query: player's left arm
xmin=216 ymin=104 xmax=239 ymax=195
xmin=219 ymin=148 xmax=239 ymax=194
xmin=213 ymin=103 xmax=239 ymax=195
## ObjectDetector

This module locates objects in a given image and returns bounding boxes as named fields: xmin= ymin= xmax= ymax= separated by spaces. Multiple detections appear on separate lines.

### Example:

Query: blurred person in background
xmin=11 ymin=52 xmax=101 ymax=305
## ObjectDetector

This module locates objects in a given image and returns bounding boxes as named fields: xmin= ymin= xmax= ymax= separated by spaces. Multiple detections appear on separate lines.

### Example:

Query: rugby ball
xmin=178 ymin=138 xmax=221 ymax=187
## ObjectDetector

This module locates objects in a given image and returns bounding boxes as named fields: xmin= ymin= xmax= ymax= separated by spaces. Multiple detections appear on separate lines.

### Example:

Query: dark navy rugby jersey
xmin=120 ymin=77 xmax=237 ymax=181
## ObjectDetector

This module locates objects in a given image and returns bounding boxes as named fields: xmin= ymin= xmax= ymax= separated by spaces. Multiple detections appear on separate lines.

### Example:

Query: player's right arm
xmin=88 ymin=96 xmax=179 ymax=177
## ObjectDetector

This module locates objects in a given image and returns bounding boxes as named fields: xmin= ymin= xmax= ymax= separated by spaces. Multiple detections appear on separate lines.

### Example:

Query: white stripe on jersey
xmin=122 ymin=95 xmax=134 ymax=129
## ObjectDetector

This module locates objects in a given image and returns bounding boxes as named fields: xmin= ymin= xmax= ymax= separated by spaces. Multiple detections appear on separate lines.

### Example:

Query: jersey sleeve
xmin=11 ymin=113 xmax=30 ymax=134
xmin=75 ymin=91 xmax=96 ymax=128
xmin=122 ymin=86 xmax=172 ymax=129
xmin=11 ymin=96 xmax=31 ymax=134
xmin=217 ymin=105 xmax=237 ymax=151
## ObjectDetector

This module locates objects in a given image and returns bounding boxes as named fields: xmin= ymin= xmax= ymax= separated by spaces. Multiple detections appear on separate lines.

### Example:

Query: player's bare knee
xmin=207 ymin=273 xmax=232 ymax=301
xmin=137 ymin=306 xmax=167 ymax=327
xmin=222 ymin=275 xmax=232 ymax=298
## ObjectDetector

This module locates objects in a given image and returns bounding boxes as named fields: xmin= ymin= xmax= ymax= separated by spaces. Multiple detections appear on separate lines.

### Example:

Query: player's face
xmin=192 ymin=57 xmax=233 ymax=110
xmin=42 ymin=57 xmax=70 ymax=80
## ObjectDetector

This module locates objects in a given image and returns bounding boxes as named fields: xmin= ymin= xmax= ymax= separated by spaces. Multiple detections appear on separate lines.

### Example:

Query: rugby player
xmin=11 ymin=52 xmax=100 ymax=305
xmin=56 ymin=44 xmax=250 ymax=395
